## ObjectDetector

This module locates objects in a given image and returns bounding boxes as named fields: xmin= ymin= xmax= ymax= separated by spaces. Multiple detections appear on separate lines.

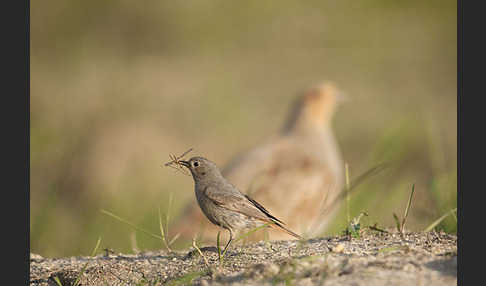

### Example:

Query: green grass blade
xmin=348 ymin=162 xmax=389 ymax=191
xmin=158 ymin=206 xmax=171 ymax=251
xmin=158 ymin=206 xmax=166 ymax=240
xmin=392 ymin=213 xmax=401 ymax=233
xmin=53 ymin=276 xmax=63 ymax=286
xmin=166 ymin=270 xmax=208 ymax=286
xmin=216 ymin=231 xmax=222 ymax=259
xmin=73 ymin=237 xmax=102 ymax=286
xmin=451 ymin=209 xmax=457 ymax=222
xmin=345 ymin=162 xmax=351 ymax=225
xmin=90 ymin=236 xmax=102 ymax=257
xmin=324 ymin=162 xmax=390 ymax=216
xmin=424 ymin=208 xmax=457 ymax=232
xmin=166 ymin=193 xmax=174 ymax=237
xmin=234 ymin=223 xmax=270 ymax=243
xmin=101 ymin=209 xmax=163 ymax=241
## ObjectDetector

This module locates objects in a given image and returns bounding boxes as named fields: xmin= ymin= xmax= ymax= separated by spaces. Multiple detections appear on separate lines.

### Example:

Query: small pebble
xmin=332 ymin=243 xmax=345 ymax=253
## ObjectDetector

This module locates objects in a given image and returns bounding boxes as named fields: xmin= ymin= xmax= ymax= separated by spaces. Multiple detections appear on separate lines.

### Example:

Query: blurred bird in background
xmin=172 ymin=82 xmax=346 ymax=242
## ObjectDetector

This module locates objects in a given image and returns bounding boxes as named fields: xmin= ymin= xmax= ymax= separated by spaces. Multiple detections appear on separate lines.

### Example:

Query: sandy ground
xmin=30 ymin=231 xmax=456 ymax=285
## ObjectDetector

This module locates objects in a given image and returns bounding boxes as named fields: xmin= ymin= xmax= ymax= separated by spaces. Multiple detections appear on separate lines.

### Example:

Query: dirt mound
xmin=30 ymin=231 xmax=456 ymax=285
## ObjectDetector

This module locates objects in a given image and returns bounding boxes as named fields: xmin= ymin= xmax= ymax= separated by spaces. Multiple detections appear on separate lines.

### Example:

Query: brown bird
xmin=172 ymin=82 xmax=345 ymax=242
xmin=177 ymin=156 xmax=301 ymax=252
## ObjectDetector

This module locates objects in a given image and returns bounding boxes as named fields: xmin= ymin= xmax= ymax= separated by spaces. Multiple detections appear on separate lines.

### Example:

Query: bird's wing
xmin=203 ymin=185 xmax=302 ymax=239
xmin=202 ymin=184 xmax=281 ymax=224
xmin=243 ymin=194 xmax=285 ymax=224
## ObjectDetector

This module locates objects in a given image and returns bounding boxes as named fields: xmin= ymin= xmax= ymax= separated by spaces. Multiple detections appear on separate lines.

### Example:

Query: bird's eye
xmin=193 ymin=161 xmax=199 ymax=167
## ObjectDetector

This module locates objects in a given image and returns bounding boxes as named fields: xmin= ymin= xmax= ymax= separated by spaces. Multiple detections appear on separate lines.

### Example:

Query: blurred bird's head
xmin=283 ymin=82 xmax=345 ymax=134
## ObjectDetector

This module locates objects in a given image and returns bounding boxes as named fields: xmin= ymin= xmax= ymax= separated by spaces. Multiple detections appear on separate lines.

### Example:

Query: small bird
xmin=172 ymin=82 xmax=345 ymax=242
xmin=178 ymin=156 xmax=301 ymax=252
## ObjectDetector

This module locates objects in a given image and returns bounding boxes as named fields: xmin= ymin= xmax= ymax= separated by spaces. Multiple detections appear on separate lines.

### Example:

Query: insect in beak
xmin=163 ymin=148 xmax=193 ymax=176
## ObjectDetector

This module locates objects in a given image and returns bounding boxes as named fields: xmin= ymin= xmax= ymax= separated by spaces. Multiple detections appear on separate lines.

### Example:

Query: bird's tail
xmin=270 ymin=221 xmax=302 ymax=240
xmin=245 ymin=194 xmax=302 ymax=240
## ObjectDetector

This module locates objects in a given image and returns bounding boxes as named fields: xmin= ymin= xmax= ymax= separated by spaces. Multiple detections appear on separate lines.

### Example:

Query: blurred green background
xmin=31 ymin=0 xmax=457 ymax=258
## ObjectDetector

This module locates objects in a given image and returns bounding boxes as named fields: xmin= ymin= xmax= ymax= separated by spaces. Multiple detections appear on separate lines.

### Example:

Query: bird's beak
xmin=179 ymin=160 xmax=190 ymax=168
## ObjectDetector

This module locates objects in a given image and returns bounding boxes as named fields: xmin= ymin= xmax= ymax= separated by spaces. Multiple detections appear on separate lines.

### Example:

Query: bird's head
xmin=283 ymin=82 xmax=345 ymax=133
xmin=179 ymin=156 xmax=223 ymax=183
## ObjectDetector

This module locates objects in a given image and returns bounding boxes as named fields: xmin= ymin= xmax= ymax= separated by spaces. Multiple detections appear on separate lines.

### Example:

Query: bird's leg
xmin=222 ymin=229 xmax=233 ymax=256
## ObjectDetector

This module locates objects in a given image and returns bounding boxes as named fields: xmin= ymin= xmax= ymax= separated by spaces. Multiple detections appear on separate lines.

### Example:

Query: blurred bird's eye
xmin=193 ymin=161 xmax=199 ymax=167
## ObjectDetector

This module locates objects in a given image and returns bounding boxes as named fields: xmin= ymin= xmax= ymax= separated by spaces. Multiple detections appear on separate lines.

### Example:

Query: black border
xmin=3 ymin=0 xmax=30 ymax=283
xmin=457 ymin=0 xmax=462 ymax=283
xmin=27 ymin=0 xmax=31 ymax=283
xmin=458 ymin=0 xmax=483 ymax=284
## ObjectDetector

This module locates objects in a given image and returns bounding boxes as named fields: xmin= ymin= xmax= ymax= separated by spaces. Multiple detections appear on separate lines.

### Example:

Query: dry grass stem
xmin=400 ymin=184 xmax=415 ymax=233
xmin=192 ymin=237 xmax=210 ymax=268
